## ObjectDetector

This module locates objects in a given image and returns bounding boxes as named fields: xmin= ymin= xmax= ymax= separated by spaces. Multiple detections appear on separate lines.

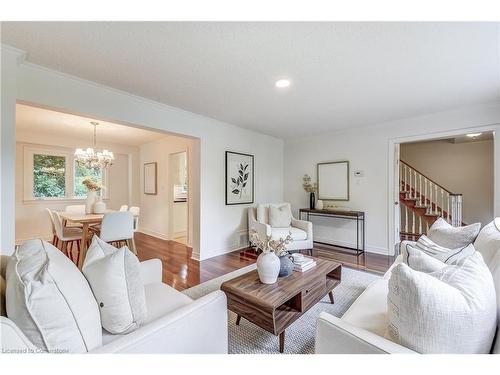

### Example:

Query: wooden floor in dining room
xmin=135 ymin=232 xmax=396 ymax=292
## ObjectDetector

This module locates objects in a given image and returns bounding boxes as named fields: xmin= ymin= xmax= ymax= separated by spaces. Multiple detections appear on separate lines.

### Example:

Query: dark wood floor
xmin=135 ymin=232 xmax=395 ymax=292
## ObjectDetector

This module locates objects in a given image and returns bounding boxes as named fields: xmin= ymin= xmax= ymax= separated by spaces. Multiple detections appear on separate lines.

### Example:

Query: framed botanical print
xmin=144 ymin=162 xmax=157 ymax=195
xmin=225 ymin=151 xmax=254 ymax=205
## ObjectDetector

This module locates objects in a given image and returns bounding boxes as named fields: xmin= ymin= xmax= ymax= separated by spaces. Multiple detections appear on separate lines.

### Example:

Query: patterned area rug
xmin=183 ymin=264 xmax=380 ymax=354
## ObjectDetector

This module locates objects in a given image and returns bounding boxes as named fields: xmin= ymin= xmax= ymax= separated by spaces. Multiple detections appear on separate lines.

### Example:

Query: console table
xmin=299 ymin=208 xmax=365 ymax=256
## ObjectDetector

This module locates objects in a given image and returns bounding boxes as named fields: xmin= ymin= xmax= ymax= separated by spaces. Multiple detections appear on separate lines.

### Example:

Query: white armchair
xmin=248 ymin=203 xmax=313 ymax=253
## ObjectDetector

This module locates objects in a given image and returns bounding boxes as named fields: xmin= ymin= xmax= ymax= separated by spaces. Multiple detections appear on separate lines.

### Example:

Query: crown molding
xmin=1 ymin=43 xmax=27 ymax=64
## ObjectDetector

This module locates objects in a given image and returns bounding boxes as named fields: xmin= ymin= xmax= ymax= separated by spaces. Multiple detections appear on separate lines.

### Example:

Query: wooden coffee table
xmin=220 ymin=257 xmax=342 ymax=353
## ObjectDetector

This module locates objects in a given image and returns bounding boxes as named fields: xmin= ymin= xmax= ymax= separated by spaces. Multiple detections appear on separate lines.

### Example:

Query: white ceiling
xmin=3 ymin=22 xmax=500 ymax=139
xmin=16 ymin=103 xmax=166 ymax=146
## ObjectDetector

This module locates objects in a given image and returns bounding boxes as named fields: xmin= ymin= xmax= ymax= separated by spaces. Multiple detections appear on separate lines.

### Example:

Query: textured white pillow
xmin=387 ymin=252 xmax=497 ymax=353
xmin=5 ymin=240 xmax=102 ymax=353
xmin=406 ymin=234 xmax=475 ymax=264
xmin=427 ymin=218 xmax=481 ymax=249
xmin=269 ymin=204 xmax=292 ymax=228
xmin=473 ymin=218 xmax=500 ymax=268
xmin=402 ymin=244 xmax=448 ymax=273
xmin=83 ymin=236 xmax=147 ymax=334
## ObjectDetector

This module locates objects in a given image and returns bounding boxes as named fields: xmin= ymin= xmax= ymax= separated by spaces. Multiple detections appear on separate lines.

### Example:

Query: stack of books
xmin=293 ymin=257 xmax=317 ymax=272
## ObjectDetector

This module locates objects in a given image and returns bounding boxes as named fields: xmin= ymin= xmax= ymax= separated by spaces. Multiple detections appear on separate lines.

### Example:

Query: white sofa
xmin=315 ymin=219 xmax=500 ymax=354
xmin=248 ymin=203 xmax=313 ymax=252
xmin=0 ymin=255 xmax=228 ymax=354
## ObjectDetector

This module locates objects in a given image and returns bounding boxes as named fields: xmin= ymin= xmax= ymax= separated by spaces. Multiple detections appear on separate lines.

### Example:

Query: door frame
xmin=168 ymin=150 xmax=189 ymax=244
xmin=387 ymin=123 xmax=500 ymax=256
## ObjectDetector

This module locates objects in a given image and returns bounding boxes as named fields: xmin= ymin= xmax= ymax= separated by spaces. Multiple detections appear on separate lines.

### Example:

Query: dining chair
xmin=119 ymin=205 xmax=129 ymax=211
xmin=64 ymin=205 xmax=85 ymax=228
xmin=52 ymin=210 xmax=83 ymax=264
xmin=99 ymin=211 xmax=137 ymax=254
xmin=45 ymin=208 xmax=58 ymax=247
xmin=129 ymin=206 xmax=140 ymax=232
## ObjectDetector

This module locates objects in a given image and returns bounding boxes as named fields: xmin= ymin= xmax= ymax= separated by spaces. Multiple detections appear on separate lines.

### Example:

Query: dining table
xmin=57 ymin=210 xmax=137 ymax=270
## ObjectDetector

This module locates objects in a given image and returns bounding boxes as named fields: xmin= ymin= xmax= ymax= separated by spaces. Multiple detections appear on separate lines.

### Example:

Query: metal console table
xmin=299 ymin=208 xmax=365 ymax=256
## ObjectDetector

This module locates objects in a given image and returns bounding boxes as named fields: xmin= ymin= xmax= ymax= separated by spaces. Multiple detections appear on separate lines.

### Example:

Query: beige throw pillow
xmin=427 ymin=218 xmax=481 ymax=249
xmin=269 ymin=204 xmax=292 ymax=228
xmin=83 ymin=236 xmax=147 ymax=334
xmin=406 ymin=234 xmax=475 ymax=265
xmin=388 ymin=252 xmax=497 ymax=353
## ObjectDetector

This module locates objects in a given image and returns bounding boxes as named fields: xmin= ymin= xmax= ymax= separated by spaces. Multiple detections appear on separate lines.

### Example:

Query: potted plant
xmin=82 ymin=176 xmax=103 ymax=214
xmin=250 ymin=230 xmax=294 ymax=283
xmin=302 ymin=174 xmax=318 ymax=210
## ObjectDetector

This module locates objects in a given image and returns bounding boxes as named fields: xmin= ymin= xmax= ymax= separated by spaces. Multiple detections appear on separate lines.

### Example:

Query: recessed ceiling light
xmin=275 ymin=79 xmax=291 ymax=88
xmin=466 ymin=133 xmax=482 ymax=138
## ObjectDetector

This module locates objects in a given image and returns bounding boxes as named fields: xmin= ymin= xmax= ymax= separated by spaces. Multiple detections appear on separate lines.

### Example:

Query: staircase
xmin=399 ymin=160 xmax=463 ymax=241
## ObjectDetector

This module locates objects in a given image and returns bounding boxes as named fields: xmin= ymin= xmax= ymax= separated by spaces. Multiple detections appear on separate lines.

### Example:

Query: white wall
xmin=15 ymin=131 xmax=140 ymax=243
xmin=400 ymin=139 xmax=494 ymax=226
xmin=138 ymin=135 xmax=194 ymax=243
xmin=284 ymin=102 xmax=500 ymax=255
xmin=2 ymin=48 xmax=284 ymax=260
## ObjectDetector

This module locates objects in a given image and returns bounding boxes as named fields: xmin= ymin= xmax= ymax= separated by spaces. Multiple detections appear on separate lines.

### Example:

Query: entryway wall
xmin=400 ymin=137 xmax=494 ymax=225
xmin=138 ymin=134 xmax=196 ymax=246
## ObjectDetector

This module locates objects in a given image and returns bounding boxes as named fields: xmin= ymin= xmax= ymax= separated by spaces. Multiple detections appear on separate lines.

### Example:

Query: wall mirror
xmin=317 ymin=161 xmax=349 ymax=201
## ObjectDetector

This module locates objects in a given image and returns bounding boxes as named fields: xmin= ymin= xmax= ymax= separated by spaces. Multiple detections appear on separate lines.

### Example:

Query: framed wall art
xmin=144 ymin=162 xmax=158 ymax=195
xmin=225 ymin=151 xmax=254 ymax=205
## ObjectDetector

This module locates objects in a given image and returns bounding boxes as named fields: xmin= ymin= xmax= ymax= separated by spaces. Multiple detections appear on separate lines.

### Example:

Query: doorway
xmin=169 ymin=151 xmax=189 ymax=245
xmin=388 ymin=129 xmax=496 ymax=254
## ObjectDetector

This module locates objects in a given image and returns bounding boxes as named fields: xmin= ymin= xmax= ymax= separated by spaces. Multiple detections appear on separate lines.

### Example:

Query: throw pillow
xmin=83 ymin=236 xmax=147 ymax=334
xmin=427 ymin=217 xmax=481 ymax=249
xmin=5 ymin=239 xmax=102 ymax=353
xmin=409 ymin=234 xmax=475 ymax=264
xmin=269 ymin=204 xmax=292 ymax=228
xmin=402 ymin=244 xmax=448 ymax=273
xmin=387 ymin=252 xmax=497 ymax=353
xmin=473 ymin=218 xmax=500 ymax=268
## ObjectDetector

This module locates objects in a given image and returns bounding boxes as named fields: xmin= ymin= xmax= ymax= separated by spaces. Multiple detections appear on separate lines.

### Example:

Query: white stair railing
xmin=399 ymin=160 xmax=462 ymax=238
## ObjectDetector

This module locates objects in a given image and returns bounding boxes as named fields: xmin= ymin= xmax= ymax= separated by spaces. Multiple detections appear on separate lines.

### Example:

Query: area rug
xmin=182 ymin=264 xmax=380 ymax=354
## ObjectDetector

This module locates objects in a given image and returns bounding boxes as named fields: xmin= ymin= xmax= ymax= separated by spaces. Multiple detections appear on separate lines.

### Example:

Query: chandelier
xmin=74 ymin=121 xmax=114 ymax=169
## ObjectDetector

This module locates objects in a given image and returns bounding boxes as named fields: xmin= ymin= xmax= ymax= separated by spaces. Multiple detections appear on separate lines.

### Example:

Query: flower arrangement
xmin=249 ymin=229 xmax=293 ymax=257
xmin=82 ymin=176 xmax=103 ymax=191
xmin=302 ymin=174 xmax=317 ymax=193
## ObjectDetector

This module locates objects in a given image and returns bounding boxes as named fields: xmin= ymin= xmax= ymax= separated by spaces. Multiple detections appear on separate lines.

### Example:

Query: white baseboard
xmin=171 ymin=231 xmax=187 ymax=239
xmin=137 ymin=228 xmax=169 ymax=241
xmin=314 ymin=236 xmax=389 ymax=255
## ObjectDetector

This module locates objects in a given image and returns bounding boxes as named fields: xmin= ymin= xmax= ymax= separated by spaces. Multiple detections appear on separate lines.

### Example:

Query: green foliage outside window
xmin=74 ymin=162 xmax=102 ymax=198
xmin=33 ymin=154 xmax=66 ymax=198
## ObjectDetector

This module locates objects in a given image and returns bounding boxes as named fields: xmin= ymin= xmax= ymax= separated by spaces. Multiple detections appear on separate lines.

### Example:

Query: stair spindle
xmin=434 ymin=185 xmax=438 ymax=215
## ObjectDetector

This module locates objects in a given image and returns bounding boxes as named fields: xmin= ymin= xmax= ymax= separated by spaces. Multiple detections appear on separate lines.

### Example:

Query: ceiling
xmin=16 ymin=103 xmax=167 ymax=146
xmin=3 ymin=22 xmax=500 ymax=139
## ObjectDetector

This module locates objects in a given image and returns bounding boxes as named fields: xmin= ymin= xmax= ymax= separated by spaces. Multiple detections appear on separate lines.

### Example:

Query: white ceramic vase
xmin=316 ymin=199 xmax=324 ymax=210
xmin=257 ymin=251 xmax=280 ymax=284
xmin=93 ymin=196 xmax=106 ymax=214
xmin=85 ymin=190 xmax=97 ymax=214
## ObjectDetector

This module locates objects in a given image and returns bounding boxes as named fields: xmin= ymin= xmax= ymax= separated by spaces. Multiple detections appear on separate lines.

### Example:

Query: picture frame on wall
xmin=144 ymin=162 xmax=158 ymax=195
xmin=225 ymin=151 xmax=254 ymax=205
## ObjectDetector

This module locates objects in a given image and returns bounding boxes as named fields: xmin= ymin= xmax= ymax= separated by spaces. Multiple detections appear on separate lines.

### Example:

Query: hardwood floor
xmin=135 ymin=232 xmax=395 ymax=292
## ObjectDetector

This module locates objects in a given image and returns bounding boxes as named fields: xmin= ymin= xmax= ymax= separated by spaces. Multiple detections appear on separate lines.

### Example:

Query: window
xmin=33 ymin=154 xmax=66 ymax=198
xmin=24 ymin=145 xmax=109 ymax=201
xmin=74 ymin=161 xmax=102 ymax=198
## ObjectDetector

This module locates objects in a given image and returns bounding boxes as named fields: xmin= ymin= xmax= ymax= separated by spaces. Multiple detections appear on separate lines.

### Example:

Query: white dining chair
xmin=119 ymin=205 xmax=129 ymax=212
xmin=52 ymin=210 xmax=83 ymax=264
xmin=64 ymin=205 xmax=85 ymax=228
xmin=45 ymin=208 xmax=58 ymax=247
xmin=99 ymin=211 xmax=137 ymax=254
xmin=129 ymin=206 xmax=140 ymax=232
